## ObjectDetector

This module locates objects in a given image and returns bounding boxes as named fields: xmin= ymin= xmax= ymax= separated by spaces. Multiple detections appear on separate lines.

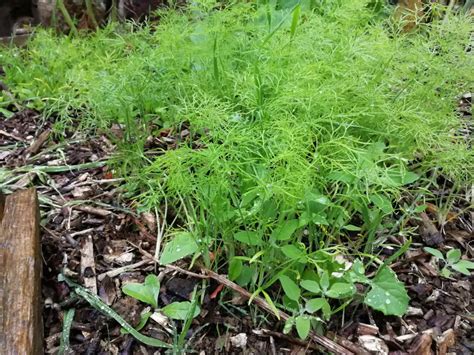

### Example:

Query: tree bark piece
xmin=0 ymin=188 xmax=43 ymax=354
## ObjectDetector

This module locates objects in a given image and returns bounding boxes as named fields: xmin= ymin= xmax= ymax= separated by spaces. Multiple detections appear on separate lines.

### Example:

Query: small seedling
xmin=279 ymin=256 xmax=409 ymax=340
xmin=122 ymin=274 xmax=160 ymax=309
xmin=121 ymin=274 xmax=201 ymax=321
xmin=424 ymin=247 xmax=474 ymax=277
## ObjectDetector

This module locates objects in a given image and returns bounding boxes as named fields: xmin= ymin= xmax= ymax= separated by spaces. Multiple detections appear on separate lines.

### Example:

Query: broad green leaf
xmin=457 ymin=260 xmax=474 ymax=269
xmin=272 ymin=219 xmax=299 ymax=241
xmin=241 ymin=189 xmax=259 ymax=207
xmin=261 ymin=199 xmax=278 ymax=220
xmin=327 ymin=171 xmax=355 ymax=184
xmin=295 ymin=315 xmax=310 ymax=340
xmin=402 ymin=171 xmax=420 ymax=185
xmin=305 ymin=191 xmax=330 ymax=206
xmin=311 ymin=214 xmax=329 ymax=225
xmin=281 ymin=244 xmax=305 ymax=259
xmin=413 ymin=204 xmax=427 ymax=213
xmin=160 ymin=232 xmax=199 ymax=265
xmin=161 ymin=302 xmax=200 ymax=320
xmin=325 ymin=283 xmax=355 ymax=299
xmin=364 ymin=267 xmax=409 ymax=316
xmin=228 ymin=258 xmax=243 ymax=281
xmin=451 ymin=260 xmax=474 ymax=275
xmin=446 ymin=249 xmax=461 ymax=264
xmin=386 ymin=170 xmax=419 ymax=186
xmin=234 ymin=231 xmax=262 ymax=246
xmin=306 ymin=298 xmax=326 ymax=313
xmin=122 ymin=275 xmax=160 ymax=308
xmin=424 ymin=247 xmax=444 ymax=260
xmin=300 ymin=280 xmax=321 ymax=294
xmin=352 ymin=259 xmax=366 ymax=275
xmin=279 ymin=275 xmax=300 ymax=301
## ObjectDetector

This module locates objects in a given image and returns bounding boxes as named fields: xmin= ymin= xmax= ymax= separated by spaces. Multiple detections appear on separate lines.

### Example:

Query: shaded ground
xmin=0 ymin=101 xmax=472 ymax=354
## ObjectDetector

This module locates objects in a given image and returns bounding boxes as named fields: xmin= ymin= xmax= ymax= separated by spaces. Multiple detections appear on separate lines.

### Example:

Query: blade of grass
xmin=62 ymin=275 xmax=171 ymax=348
xmin=58 ymin=308 xmax=75 ymax=355
xmin=290 ymin=4 xmax=301 ymax=41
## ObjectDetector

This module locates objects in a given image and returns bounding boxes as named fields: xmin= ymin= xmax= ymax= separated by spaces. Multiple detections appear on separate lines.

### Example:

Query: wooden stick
xmin=0 ymin=188 xmax=43 ymax=354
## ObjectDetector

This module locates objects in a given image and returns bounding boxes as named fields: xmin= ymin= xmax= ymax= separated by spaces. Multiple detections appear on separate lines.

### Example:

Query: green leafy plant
xmin=122 ymin=274 xmax=161 ymax=308
xmin=279 ymin=256 xmax=409 ymax=339
xmin=61 ymin=274 xmax=171 ymax=348
xmin=424 ymin=247 xmax=474 ymax=277
xmin=121 ymin=274 xmax=201 ymax=321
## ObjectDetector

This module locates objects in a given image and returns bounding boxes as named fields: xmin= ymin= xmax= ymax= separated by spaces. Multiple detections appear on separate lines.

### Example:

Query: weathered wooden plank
xmin=0 ymin=188 xmax=43 ymax=354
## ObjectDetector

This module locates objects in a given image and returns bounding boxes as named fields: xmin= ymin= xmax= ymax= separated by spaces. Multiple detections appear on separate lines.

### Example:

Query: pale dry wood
xmin=74 ymin=205 xmax=111 ymax=217
xmin=27 ymin=129 xmax=50 ymax=156
xmin=394 ymin=0 xmax=424 ymax=32
xmin=80 ymin=235 xmax=98 ymax=294
xmin=0 ymin=188 xmax=43 ymax=354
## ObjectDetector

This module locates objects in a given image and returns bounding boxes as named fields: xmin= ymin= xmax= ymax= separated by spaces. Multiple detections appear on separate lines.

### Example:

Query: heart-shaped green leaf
xmin=283 ymin=316 xmax=295 ymax=334
xmin=364 ymin=267 xmax=409 ymax=316
xmin=122 ymin=275 xmax=160 ymax=308
xmin=160 ymin=232 xmax=199 ymax=265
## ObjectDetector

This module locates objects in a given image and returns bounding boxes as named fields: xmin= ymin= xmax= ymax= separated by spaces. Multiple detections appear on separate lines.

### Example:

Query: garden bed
xmin=0 ymin=1 xmax=473 ymax=353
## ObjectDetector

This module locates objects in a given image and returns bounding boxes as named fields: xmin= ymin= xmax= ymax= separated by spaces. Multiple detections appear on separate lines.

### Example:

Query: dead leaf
xmin=358 ymin=335 xmax=389 ymax=355
xmin=436 ymin=329 xmax=456 ymax=355
xmin=409 ymin=333 xmax=432 ymax=355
